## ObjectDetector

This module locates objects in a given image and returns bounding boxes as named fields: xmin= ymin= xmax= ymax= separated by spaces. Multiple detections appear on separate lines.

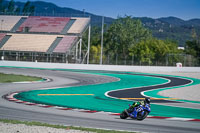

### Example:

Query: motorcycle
xmin=120 ymin=104 xmax=151 ymax=120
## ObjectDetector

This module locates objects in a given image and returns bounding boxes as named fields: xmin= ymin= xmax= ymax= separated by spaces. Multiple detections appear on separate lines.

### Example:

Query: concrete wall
xmin=0 ymin=61 xmax=200 ymax=72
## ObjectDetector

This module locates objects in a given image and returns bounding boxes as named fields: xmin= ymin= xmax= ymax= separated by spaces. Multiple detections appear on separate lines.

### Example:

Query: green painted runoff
xmin=12 ymin=68 xmax=200 ymax=119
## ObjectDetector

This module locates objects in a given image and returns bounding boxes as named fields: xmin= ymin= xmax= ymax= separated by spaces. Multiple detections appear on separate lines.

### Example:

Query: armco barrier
xmin=0 ymin=61 xmax=200 ymax=72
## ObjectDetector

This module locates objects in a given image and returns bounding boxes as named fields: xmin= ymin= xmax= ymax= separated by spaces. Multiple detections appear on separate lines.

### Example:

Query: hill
xmin=137 ymin=17 xmax=200 ymax=46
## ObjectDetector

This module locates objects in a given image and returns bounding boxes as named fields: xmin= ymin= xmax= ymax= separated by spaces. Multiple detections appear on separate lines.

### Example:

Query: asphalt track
xmin=107 ymin=73 xmax=191 ymax=103
xmin=0 ymin=67 xmax=200 ymax=133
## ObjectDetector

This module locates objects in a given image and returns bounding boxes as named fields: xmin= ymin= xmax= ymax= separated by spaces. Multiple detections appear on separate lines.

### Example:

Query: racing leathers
xmin=127 ymin=101 xmax=145 ymax=113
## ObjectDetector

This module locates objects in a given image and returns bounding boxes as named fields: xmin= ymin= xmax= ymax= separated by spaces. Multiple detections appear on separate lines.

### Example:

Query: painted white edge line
xmin=166 ymin=117 xmax=194 ymax=121
xmin=141 ymin=76 xmax=194 ymax=102
xmin=105 ymin=74 xmax=171 ymax=101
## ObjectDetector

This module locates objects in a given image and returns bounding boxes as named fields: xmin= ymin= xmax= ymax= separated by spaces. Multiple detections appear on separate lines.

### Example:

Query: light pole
xmin=87 ymin=24 xmax=91 ymax=64
xmin=100 ymin=16 xmax=104 ymax=65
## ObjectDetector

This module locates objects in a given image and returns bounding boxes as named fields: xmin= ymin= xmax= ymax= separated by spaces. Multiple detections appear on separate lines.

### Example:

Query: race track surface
xmin=108 ymin=73 xmax=192 ymax=103
xmin=0 ymin=67 xmax=200 ymax=133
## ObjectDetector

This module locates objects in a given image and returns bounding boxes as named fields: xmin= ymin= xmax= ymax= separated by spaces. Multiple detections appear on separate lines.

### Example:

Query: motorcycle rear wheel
xmin=120 ymin=111 xmax=128 ymax=119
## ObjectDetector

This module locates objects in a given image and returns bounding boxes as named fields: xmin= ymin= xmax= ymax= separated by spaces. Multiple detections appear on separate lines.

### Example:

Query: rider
xmin=126 ymin=98 xmax=151 ymax=113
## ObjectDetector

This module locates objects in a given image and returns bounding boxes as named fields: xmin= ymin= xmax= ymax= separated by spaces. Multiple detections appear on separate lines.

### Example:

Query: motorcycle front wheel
xmin=137 ymin=111 xmax=149 ymax=121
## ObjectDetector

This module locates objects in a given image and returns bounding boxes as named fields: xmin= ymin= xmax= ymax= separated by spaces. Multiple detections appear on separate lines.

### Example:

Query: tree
xmin=185 ymin=40 xmax=200 ymax=64
xmin=22 ymin=1 xmax=30 ymax=14
xmin=129 ymin=38 xmax=180 ymax=65
xmin=7 ymin=0 xmax=14 ymax=13
xmin=163 ymin=39 xmax=181 ymax=65
xmin=0 ymin=0 xmax=21 ymax=14
xmin=104 ymin=16 xmax=152 ymax=64
xmin=129 ymin=39 xmax=155 ymax=65
xmin=185 ymin=29 xmax=200 ymax=65
xmin=29 ymin=5 xmax=35 ymax=15
xmin=90 ymin=45 xmax=102 ymax=64
xmin=0 ymin=0 xmax=3 ymax=5
xmin=191 ymin=28 xmax=197 ymax=40
xmin=0 ymin=0 xmax=5 ymax=12
xmin=15 ymin=7 xmax=20 ymax=14
xmin=90 ymin=26 xmax=101 ymax=46
xmin=22 ymin=1 xmax=35 ymax=15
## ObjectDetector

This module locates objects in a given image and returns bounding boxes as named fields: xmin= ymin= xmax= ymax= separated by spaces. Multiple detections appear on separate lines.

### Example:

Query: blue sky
xmin=16 ymin=0 xmax=200 ymax=20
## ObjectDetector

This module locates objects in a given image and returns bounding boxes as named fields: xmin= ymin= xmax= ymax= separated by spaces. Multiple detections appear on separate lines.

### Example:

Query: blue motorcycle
xmin=120 ymin=104 xmax=151 ymax=120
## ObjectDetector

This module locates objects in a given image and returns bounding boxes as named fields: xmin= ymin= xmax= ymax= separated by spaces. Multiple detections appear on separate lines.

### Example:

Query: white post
xmin=100 ymin=16 xmax=104 ymax=65
xmin=75 ymin=42 xmax=78 ymax=63
xmin=87 ymin=24 xmax=91 ymax=64
xmin=79 ymin=37 xmax=82 ymax=63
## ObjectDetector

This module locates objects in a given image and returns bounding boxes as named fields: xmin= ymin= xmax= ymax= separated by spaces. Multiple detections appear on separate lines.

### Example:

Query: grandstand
xmin=0 ymin=15 xmax=90 ymax=63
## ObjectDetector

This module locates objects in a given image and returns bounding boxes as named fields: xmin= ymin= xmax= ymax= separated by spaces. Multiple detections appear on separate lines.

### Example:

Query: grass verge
xmin=0 ymin=73 xmax=42 ymax=83
xmin=0 ymin=119 xmax=135 ymax=133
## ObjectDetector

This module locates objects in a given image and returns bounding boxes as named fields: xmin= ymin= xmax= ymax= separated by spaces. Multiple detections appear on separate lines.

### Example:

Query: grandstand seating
xmin=0 ymin=34 xmax=64 ymax=52
xmin=0 ymin=15 xmax=90 ymax=63
xmin=17 ymin=16 xmax=70 ymax=33
xmin=53 ymin=36 xmax=77 ymax=53
xmin=0 ymin=33 xmax=6 ymax=42
xmin=0 ymin=16 xmax=90 ymax=34
xmin=0 ymin=15 xmax=25 ymax=31
xmin=67 ymin=17 xmax=90 ymax=34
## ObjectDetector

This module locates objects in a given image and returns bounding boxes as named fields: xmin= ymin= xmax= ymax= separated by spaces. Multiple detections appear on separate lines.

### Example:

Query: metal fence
xmin=0 ymin=51 xmax=78 ymax=63
xmin=89 ymin=53 xmax=200 ymax=67
xmin=1 ymin=51 xmax=199 ymax=66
